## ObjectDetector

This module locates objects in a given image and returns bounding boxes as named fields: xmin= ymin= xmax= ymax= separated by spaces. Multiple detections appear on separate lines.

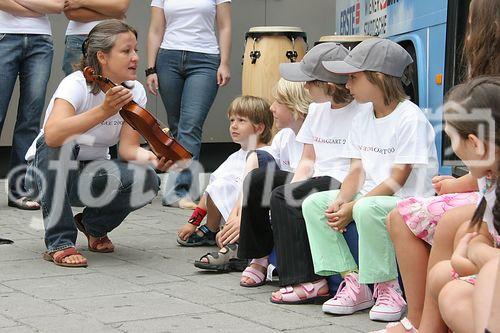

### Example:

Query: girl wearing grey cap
xmin=263 ymin=43 xmax=372 ymax=303
xmin=302 ymin=38 xmax=438 ymax=322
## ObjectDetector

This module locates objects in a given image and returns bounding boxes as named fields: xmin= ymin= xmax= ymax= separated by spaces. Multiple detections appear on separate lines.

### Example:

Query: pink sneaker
xmin=369 ymin=281 xmax=407 ymax=322
xmin=322 ymin=272 xmax=374 ymax=315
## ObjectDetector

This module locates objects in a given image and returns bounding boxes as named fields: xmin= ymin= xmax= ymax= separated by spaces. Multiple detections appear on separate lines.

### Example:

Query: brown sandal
xmin=43 ymin=247 xmax=88 ymax=267
xmin=74 ymin=213 xmax=114 ymax=253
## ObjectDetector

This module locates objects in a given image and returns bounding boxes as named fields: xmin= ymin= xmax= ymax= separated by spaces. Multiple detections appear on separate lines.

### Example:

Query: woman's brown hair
xmin=444 ymin=76 xmax=500 ymax=229
xmin=464 ymin=0 xmax=500 ymax=79
xmin=79 ymin=19 xmax=138 ymax=94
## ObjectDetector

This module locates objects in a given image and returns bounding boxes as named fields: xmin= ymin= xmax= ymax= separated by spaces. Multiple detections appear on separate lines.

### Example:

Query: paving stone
xmin=0 ymin=326 xmax=37 ymax=333
xmin=0 ymin=245 xmax=39 ymax=262
xmin=0 ymin=259 xmax=88 ymax=282
xmin=4 ymin=273 xmax=147 ymax=301
xmin=19 ymin=313 xmax=122 ymax=333
xmin=0 ymin=314 xmax=19 ymax=328
xmin=0 ymin=293 xmax=66 ymax=319
xmin=56 ymin=291 xmax=213 ymax=324
xmin=152 ymin=280 xmax=248 ymax=305
xmin=212 ymin=300 xmax=332 ymax=331
xmin=114 ymin=312 xmax=276 ymax=333
xmin=90 ymin=263 xmax=184 ymax=286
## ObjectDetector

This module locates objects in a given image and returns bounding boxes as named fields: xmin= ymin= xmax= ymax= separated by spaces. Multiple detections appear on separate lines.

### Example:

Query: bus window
xmin=399 ymin=41 xmax=419 ymax=105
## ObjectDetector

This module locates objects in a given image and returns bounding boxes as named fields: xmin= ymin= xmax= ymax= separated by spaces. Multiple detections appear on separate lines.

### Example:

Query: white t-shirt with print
xmin=150 ymin=0 xmax=230 ymax=54
xmin=0 ymin=10 xmax=51 ymax=35
xmin=205 ymin=148 xmax=248 ymax=221
xmin=66 ymin=21 xmax=103 ymax=36
xmin=343 ymin=100 xmax=438 ymax=197
xmin=296 ymin=101 xmax=369 ymax=181
xmin=266 ymin=128 xmax=303 ymax=172
xmin=25 ymin=71 xmax=147 ymax=161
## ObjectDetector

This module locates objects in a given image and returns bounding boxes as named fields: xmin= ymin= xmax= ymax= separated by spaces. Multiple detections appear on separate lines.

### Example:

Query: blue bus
xmin=335 ymin=0 xmax=470 ymax=174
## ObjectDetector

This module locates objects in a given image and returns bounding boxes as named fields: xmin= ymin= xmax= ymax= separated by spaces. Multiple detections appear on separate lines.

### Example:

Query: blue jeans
xmin=62 ymin=35 xmax=86 ymax=76
xmin=156 ymin=49 xmax=220 ymax=204
xmin=0 ymin=33 xmax=53 ymax=201
xmin=27 ymin=136 xmax=161 ymax=252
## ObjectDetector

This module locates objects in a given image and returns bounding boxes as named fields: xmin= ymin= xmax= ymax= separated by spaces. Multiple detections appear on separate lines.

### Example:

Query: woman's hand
xmin=432 ymin=175 xmax=457 ymax=195
xmin=217 ymin=63 xmax=231 ymax=87
xmin=147 ymin=152 xmax=173 ymax=172
xmin=102 ymin=85 xmax=133 ymax=117
xmin=325 ymin=199 xmax=354 ymax=233
xmin=146 ymin=73 xmax=159 ymax=95
xmin=64 ymin=0 xmax=84 ymax=10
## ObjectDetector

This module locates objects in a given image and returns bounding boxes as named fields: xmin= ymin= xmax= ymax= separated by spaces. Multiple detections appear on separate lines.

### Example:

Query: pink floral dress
xmin=397 ymin=192 xmax=480 ymax=245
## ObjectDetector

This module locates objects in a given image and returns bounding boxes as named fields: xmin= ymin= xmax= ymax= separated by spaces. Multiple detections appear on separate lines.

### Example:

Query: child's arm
xmin=467 ymin=234 xmax=499 ymax=270
xmin=451 ymin=232 xmax=480 ymax=276
xmin=364 ymin=163 xmax=412 ymax=197
xmin=291 ymin=144 xmax=315 ymax=183
xmin=325 ymin=159 xmax=365 ymax=232
xmin=432 ymin=173 xmax=478 ymax=195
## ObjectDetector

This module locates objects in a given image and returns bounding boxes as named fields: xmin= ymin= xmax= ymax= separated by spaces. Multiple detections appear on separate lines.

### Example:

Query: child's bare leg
xmin=474 ymin=256 xmax=500 ymax=333
xmin=418 ymin=204 xmax=476 ymax=333
xmin=438 ymin=280 xmax=474 ymax=333
xmin=386 ymin=209 xmax=430 ymax=331
xmin=201 ymin=194 xmax=222 ymax=234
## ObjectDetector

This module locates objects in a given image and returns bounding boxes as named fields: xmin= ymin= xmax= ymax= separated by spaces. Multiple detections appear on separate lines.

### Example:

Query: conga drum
xmin=242 ymin=26 xmax=307 ymax=103
xmin=315 ymin=35 xmax=372 ymax=50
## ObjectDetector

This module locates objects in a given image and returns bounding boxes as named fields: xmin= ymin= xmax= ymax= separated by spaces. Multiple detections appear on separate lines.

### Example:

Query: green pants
xmin=302 ymin=190 xmax=399 ymax=284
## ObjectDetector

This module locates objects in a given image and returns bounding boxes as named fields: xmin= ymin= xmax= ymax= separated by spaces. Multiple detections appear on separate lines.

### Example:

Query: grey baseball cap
xmin=279 ymin=42 xmax=349 ymax=84
xmin=322 ymin=38 xmax=413 ymax=78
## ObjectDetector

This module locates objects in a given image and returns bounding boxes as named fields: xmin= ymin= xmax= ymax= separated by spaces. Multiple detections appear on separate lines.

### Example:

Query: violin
xmin=83 ymin=66 xmax=193 ymax=163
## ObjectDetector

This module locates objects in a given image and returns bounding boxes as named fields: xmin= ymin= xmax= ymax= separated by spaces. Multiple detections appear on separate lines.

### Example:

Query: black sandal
xmin=176 ymin=225 xmax=217 ymax=247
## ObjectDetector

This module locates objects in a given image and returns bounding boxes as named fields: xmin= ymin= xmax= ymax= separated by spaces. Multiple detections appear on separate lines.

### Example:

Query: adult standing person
xmin=0 ymin=0 xmax=63 ymax=210
xmin=147 ymin=0 xmax=232 ymax=209
xmin=62 ymin=0 xmax=131 ymax=76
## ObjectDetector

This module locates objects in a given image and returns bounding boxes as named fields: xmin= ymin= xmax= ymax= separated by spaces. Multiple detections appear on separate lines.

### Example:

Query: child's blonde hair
xmin=364 ymin=72 xmax=408 ymax=106
xmin=309 ymin=81 xmax=353 ymax=105
xmin=227 ymin=96 xmax=273 ymax=144
xmin=272 ymin=78 xmax=312 ymax=120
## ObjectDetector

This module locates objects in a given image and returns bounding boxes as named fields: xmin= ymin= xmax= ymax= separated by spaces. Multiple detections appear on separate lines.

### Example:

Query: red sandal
xmin=74 ymin=213 xmax=114 ymax=253
xmin=43 ymin=247 xmax=88 ymax=267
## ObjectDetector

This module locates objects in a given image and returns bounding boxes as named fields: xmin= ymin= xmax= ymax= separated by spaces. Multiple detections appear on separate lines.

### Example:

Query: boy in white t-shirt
xmin=62 ymin=0 xmax=130 ymax=75
xmin=176 ymin=96 xmax=274 ymax=251
xmin=0 ymin=1 xmax=63 ymax=210
xmin=302 ymin=38 xmax=438 ymax=322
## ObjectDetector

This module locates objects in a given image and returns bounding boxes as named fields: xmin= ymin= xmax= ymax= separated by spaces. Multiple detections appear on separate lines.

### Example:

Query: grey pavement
xmin=0 ymin=179 xmax=385 ymax=333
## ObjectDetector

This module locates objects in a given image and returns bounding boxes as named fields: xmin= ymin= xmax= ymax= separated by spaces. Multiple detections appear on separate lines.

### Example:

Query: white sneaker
xmin=369 ymin=281 xmax=407 ymax=322
xmin=322 ymin=272 xmax=375 ymax=315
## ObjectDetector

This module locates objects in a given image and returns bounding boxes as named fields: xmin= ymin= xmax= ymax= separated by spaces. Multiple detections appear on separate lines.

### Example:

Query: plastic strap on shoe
xmin=188 ymin=207 xmax=207 ymax=226
xmin=198 ymin=225 xmax=212 ymax=235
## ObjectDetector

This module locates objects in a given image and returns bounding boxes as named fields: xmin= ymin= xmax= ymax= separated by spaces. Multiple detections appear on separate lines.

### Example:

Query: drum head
xmin=316 ymin=35 xmax=372 ymax=45
xmin=246 ymin=26 xmax=307 ymax=40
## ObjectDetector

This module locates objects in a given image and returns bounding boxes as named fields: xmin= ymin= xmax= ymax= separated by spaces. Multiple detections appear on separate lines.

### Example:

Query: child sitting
xmin=176 ymin=96 xmax=273 ymax=249
xmin=426 ymin=77 xmax=499 ymax=333
xmin=301 ymin=38 xmax=438 ymax=321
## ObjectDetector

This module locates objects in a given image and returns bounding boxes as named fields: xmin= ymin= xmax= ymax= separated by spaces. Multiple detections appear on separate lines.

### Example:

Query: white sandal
xmin=370 ymin=317 xmax=418 ymax=333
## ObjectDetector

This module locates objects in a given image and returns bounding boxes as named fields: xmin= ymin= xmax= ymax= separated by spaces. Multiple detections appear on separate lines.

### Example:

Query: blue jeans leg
xmin=157 ymin=50 xmax=219 ymax=203
xmin=62 ymin=35 xmax=86 ymax=76
xmin=77 ymin=160 xmax=160 ymax=237
xmin=0 ymin=34 xmax=53 ymax=201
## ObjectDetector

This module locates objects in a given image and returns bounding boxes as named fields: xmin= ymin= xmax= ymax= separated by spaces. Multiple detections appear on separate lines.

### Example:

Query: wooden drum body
xmin=242 ymin=26 xmax=307 ymax=103
xmin=315 ymin=35 xmax=372 ymax=51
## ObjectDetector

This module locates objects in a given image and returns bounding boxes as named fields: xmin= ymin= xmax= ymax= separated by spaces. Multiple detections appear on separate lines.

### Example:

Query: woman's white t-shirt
xmin=0 ymin=10 xmax=51 ymax=35
xmin=266 ymin=128 xmax=303 ymax=172
xmin=150 ymin=0 xmax=230 ymax=54
xmin=343 ymin=100 xmax=438 ymax=197
xmin=66 ymin=21 xmax=103 ymax=35
xmin=296 ymin=101 xmax=370 ymax=181
xmin=25 ymin=71 xmax=147 ymax=161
